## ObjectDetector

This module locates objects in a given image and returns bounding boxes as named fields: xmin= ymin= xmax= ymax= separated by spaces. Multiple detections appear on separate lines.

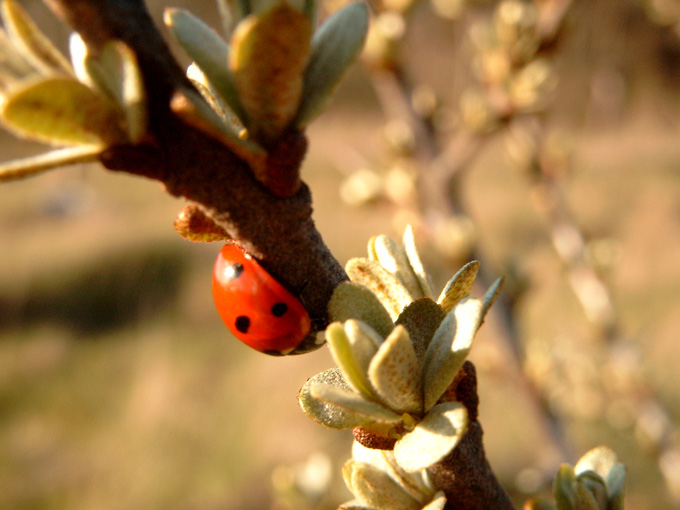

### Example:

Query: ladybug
xmin=212 ymin=243 xmax=312 ymax=355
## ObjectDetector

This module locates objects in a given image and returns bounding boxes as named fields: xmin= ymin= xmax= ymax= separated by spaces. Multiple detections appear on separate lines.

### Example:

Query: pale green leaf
xmin=368 ymin=325 xmax=422 ymax=414
xmin=422 ymin=492 xmax=447 ymax=510
xmin=1 ymin=0 xmax=72 ymax=75
xmin=606 ymin=464 xmax=626 ymax=509
xmin=299 ymin=368 xmax=372 ymax=429
xmin=436 ymin=261 xmax=480 ymax=312
xmin=403 ymin=225 xmax=434 ymax=300
xmin=554 ymin=465 xmax=577 ymax=510
xmin=310 ymin=383 xmax=402 ymax=424
xmin=0 ymin=146 xmax=100 ymax=182
xmin=574 ymin=446 xmax=619 ymax=481
xmin=393 ymin=402 xmax=468 ymax=472
xmin=164 ymin=7 xmax=246 ymax=122
xmin=338 ymin=501 xmax=375 ymax=510
xmin=575 ymin=483 xmax=601 ymax=510
xmin=370 ymin=235 xmax=427 ymax=299
xmin=350 ymin=461 xmax=423 ymax=510
xmin=1 ymin=77 xmax=126 ymax=147
xmin=481 ymin=276 xmax=504 ymax=325
xmin=187 ymin=62 xmax=244 ymax=131
xmin=346 ymin=257 xmax=414 ymax=321
xmin=88 ymin=42 xmax=146 ymax=143
xmin=327 ymin=322 xmax=379 ymax=400
xmin=328 ymin=282 xmax=394 ymax=339
xmin=395 ymin=299 xmax=446 ymax=362
xmin=344 ymin=319 xmax=382 ymax=368
xmin=577 ymin=472 xmax=607 ymax=509
xmin=230 ymin=4 xmax=311 ymax=143
xmin=295 ymin=2 xmax=368 ymax=127
xmin=421 ymin=298 xmax=483 ymax=411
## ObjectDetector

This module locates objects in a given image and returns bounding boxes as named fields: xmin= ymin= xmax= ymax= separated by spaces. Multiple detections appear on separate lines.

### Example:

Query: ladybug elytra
xmin=212 ymin=244 xmax=311 ymax=355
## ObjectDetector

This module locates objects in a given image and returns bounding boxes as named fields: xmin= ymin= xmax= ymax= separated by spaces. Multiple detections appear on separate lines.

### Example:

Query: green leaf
xmin=87 ymin=42 xmax=147 ymax=143
xmin=481 ymin=276 xmax=504 ymax=325
xmin=349 ymin=461 xmax=423 ymax=510
xmin=327 ymin=322 xmax=379 ymax=400
xmin=574 ymin=446 xmax=619 ymax=481
xmin=346 ymin=257 xmax=414 ymax=320
xmin=0 ymin=146 xmax=100 ymax=182
xmin=606 ymin=464 xmax=626 ymax=510
xmin=422 ymin=492 xmax=447 ymax=510
xmin=328 ymin=282 xmax=395 ymax=339
xmin=395 ymin=299 xmax=446 ymax=362
xmin=393 ymin=402 xmax=468 ymax=472
xmin=1 ymin=0 xmax=72 ymax=75
xmin=523 ymin=499 xmax=557 ymax=510
xmin=368 ymin=326 xmax=422 ymax=414
xmin=1 ymin=77 xmax=127 ymax=147
xmin=576 ymin=472 xmax=607 ymax=509
xmin=575 ymin=483 xmax=601 ymax=510
xmin=295 ymin=1 xmax=368 ymax=127
xmin=554 ymin=465 xmax=577 ymax=510
xmin=164 ymin=7 xmax=247 ymax=122
xmin=436 ymin=261 xmax=480 ymax=312
xmin=421 ymin=298 xmax=483 ymax=411
xmin=403 ymin=225 xmax=434 ymax=300
xmin=299 ymin=368 xmax=372 ymax=429
xmin=187 ymin=62 xmax=244 ymax=132
xmin=310 ymin=383 xmax=402 ymax=424
xmin=370 ymin=235 xmax=427 ymax=299
xmin=230 ymin=4 xmax=311 ymax=143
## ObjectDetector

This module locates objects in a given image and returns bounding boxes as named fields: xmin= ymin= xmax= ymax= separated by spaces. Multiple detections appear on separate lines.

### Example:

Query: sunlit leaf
xmin=346 ymin=257 xmax=413 ymax=320
xmin=0 ymin=145 xmax=100 ymax=182
xmin=403 ymin=225 xmax=434 ymax=299
xmin=310 ymin=383 xmax=402 ymax=423
xmin=368 ymin=325 xmax=422 ymax=414
xmin=349 ymin=460 xmax=423 ymax=510
xmin=1 ymin=0 xmax=72 ymax=75
xmin=421 ymin=298 xmax=483 ymax=411
xmin=436 ymin=260 xmax=480 ymax=312
xmin=422 ymin=492 xmax=446 ymax=510
xmin=295 ymin=2 xmax=368 ymax=127
xmin=395 ymin=299 xmax=446 ymax=362
xmin=164 ymin=7 xmax=246 ymax=122
xmin=393 ymin=402 xmax=468 ymax=472
xmin=554 ymin=465 xmax=576 ymax=510
xmin=327 ymin=322 xmax=379 ymax=400
xmin=230 ymin=4 xmax=311 ymax=143
xmin=328 ymin=282 xmax=395 ymax=339
xmin=370 ymin=234 xmax=427 ymax=299
xmin=1 ymin=77 xmax=126 ymax=147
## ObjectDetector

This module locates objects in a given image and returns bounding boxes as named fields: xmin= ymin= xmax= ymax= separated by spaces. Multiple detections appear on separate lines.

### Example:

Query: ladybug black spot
xmin=224 ymin=263 xmax=244 ymax=280
xmin=271 ymin=302 xmax=288 ymax=317
xmin=235 ymin=315 xmax=250 ymax=333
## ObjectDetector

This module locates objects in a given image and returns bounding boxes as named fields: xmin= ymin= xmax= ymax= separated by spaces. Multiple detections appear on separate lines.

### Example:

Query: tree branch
xmin=41 ymin=0 xmax=347 ymax=335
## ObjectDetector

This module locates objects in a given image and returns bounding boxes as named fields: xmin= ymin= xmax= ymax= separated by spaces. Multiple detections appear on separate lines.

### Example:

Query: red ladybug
xmin=212 ymin=244 xmax=311 ymax=355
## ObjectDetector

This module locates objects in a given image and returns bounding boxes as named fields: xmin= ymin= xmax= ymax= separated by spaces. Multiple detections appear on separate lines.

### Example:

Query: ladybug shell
xmin=212 ymin=244 xmax=311 ymax=355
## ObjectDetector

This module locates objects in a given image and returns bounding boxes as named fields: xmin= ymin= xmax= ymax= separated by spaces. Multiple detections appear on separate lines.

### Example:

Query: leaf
xmin=606 ymin=464 xmax=626 ymax=510
xmin=310 ymin=383 xmax=402 ymax=424
xmin=187 ymin=62 xmax=244 ymax=131
xmin=554 ymin=465 xmax=577 ymax=510
xmin=480 ymin=276 xmax=504 ymax=326
xmin=1 ymin=0 xmax=72 ymax=75
xmin=436 ymin=260 xmax=480 ymax=312
xmin=1 ymin=77 xmax=127 ymax=147
xmin=574 ymin=483 xmax=600 ymax=510
xmin=574 ymin=446 xmax=619 ymax=480
xmin=295 ymin=2 xmax=369 ymax=127
xmin=576 ymin=472 xmax=607 ymax=509
xmin=395 ymin=299 xmax=446 ymax=362
xmin=422 ymin=492 xmax=447 ymax=510
xmin=368 ymin=326 xmax=422 ymax=414
xmin=403 ymin=225 xmax=434 ymax=299
xmin=348 ymin=460 xmax=423 ymax=510
xmin=346 ymin=258 xmax=413 ymax=320
xmin=370 ymin=235 xmax=427 ymax=299
xmin=0 ymin=146 xmax=100 ymax=182
xmin=230 ymin=4 xmax=311 ymax=143
xmin=328 ymin=282 xmax=395 ymax=339
xmin=164 ymin=7 xmax=246 ymax=122
xmin=299 ymin=368 xmax=373 ymax=429
xmin=393 ymin=402 xmax=468 ymax=472
xmin=85 ymin=42 xmax=147 ymax=143
xmin=421 ymin=298 xmax=483 ymax=411
xmin=327 ymin=322 xmax=379 ymax=400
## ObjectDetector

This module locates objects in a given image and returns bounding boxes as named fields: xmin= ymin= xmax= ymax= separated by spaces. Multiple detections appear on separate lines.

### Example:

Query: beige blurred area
xmin=2 ymin=0 xmax=680 ymax=509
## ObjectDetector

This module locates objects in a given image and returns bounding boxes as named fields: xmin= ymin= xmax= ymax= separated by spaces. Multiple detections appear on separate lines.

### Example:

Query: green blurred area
xmin=2 ymin=0 xmax=680 ymax=509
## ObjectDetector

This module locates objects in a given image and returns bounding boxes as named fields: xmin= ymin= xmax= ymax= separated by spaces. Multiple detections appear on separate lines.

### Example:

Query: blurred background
xmin=2 ymin=0 xmax=680 ymax=508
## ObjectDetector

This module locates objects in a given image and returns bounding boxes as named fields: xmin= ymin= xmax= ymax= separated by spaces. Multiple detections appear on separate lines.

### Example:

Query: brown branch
xmin=41 ymin=0 xmax=347 ymax=334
